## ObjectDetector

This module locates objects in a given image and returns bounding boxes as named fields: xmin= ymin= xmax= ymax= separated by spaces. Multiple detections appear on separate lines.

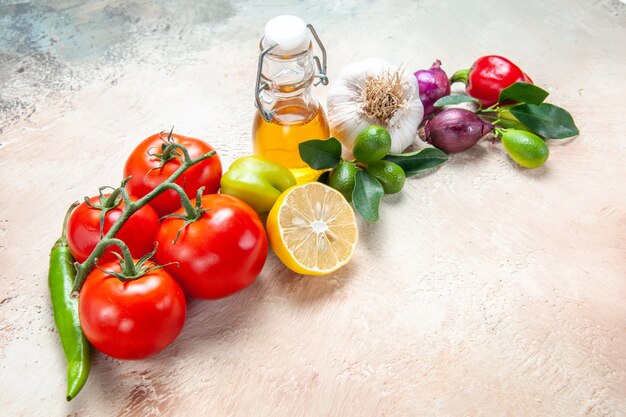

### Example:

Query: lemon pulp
xmin=267 ymin=183 xmax=358 ymax=275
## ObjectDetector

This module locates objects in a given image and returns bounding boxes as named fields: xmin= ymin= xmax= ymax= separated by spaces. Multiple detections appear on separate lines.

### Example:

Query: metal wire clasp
xmin=307 ymin=24 xmax=328 ymax=87
xmin=254 ymin=23 xmax=329 ymax=123
xmin=255 ymin=43 xmax=278 ymax=122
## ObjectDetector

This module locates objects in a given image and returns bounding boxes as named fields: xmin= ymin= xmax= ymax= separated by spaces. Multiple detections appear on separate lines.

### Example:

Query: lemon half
xmin=267 ymin=182 xmax=358 ymax=275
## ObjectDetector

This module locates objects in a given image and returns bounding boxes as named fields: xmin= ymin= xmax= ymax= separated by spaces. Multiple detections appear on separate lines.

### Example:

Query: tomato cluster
xmin=68 ymin=132 xmax=268 ymax=360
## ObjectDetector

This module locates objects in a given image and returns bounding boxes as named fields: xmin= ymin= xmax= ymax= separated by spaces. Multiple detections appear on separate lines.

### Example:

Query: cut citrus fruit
xmin=267 ymin=182 xmax=358 ymax=275
xmin=291 ymin=167 xmax=323 ymax=185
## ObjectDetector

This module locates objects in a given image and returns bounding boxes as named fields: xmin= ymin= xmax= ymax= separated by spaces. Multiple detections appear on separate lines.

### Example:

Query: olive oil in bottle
xmin=253 ymin=15 xmax=330 ymax=184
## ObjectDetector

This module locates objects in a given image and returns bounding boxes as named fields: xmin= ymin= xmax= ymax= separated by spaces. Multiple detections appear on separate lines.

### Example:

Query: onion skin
xmin=421 ymin=108 xmax=493 ymax=153
xmin=414 ymin=60 xmax=451 ymax=117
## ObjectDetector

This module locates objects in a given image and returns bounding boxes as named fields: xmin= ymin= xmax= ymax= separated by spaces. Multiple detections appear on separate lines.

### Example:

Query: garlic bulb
xmin=327 ymin=58 xmax=424 ymax=154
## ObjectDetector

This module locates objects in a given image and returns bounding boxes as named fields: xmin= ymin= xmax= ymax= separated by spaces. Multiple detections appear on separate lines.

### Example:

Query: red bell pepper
xmin=451 ymin=55 xmax=532 ymax=108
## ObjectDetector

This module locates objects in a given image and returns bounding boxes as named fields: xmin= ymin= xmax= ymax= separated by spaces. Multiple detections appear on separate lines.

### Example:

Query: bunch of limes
xmin=328 ymin=125 xmax=406 ymax=202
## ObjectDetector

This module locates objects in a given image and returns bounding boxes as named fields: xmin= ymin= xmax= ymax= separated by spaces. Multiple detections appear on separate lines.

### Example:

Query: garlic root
xmin=327 ymin=58 xmax=424 ymax=154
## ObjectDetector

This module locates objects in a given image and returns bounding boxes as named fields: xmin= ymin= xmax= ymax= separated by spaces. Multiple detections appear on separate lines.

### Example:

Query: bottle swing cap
xmin=262 ymin=15 xmax=310 ymax=55
xmin=255 ymin=16 xmax=328 ymax=122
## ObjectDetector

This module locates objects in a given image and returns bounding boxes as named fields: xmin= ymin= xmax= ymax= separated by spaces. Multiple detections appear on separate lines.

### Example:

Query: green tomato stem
xmin=159 ymin=183 xmax=203 ymax=220
xmin=70 ymin=149 xmax=216 ymax=295
xmin=105 ymin=238 xmax=137 ymax=275
xmin=103 ymin=185 xmax=124 ymax=208
xmin=160 ymin=144 xmax=177 ymax=162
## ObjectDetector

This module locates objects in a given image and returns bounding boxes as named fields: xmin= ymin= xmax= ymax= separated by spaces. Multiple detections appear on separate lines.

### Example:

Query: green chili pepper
xmin=48 ymin=203 xmax=92 ymax=401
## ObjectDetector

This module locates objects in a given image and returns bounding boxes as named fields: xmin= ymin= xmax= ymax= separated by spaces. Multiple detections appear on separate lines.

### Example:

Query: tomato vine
xmin=71 ymin=141 xmax=216 ymax=295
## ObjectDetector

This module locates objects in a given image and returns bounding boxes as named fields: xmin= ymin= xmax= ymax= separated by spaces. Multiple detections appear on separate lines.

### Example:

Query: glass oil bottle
xmin=253 ymin=16 xmax=330 ymax=184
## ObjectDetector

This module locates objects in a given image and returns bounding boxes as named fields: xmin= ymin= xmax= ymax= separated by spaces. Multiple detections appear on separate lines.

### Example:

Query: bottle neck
xmin=260 ymin=42 xmax=316 ymax=98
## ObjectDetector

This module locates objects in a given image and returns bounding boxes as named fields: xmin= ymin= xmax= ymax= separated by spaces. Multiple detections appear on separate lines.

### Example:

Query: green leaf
xmin=498 ymin=82 xmax=549 ymax=105
xmin=352 ymin=171 xmax=383 ymax=222
xmin=434 ymin=95 xmax=479 ymax=107
xmin=317 ymin=170 xmax=330 ymax=184
xmin=510 ymin=103 xmax=579 ymax=139
xmin=298 ymin=137 xmax=342 ymax=170
xmin=383 ymin=148 xmax=449 ymax=176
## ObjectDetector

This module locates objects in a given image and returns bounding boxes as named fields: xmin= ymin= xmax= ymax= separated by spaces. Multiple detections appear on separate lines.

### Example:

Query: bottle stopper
xmin=262 ymin=15 xmax=310 ymax=55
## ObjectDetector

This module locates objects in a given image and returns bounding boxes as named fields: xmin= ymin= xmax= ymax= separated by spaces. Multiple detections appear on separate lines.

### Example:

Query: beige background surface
xmin=1 ymin=0 xmax=625 ymax=416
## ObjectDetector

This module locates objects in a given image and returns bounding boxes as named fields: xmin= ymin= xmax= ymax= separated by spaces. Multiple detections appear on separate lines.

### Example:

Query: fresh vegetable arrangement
xmin=49 ymin=131 xmax=249 ymax=398
xmin=298 ymin=127 xmax=448 ymax=222
xmin=48 ymin=53 xmax=579 ymax=400
xmin=430 ymin=55 xmax=578 ymax=167
xmin=313 ymin=55 xmax=578 ymax=219
xmin=49 ymin=130 xmax=358 ymax=399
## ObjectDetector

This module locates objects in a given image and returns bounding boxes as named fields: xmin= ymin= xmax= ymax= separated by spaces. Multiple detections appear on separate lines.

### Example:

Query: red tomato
xmin=124 ymin=132 xmax=222 ymax=217
xmin=155 ymin=194 xmax=268 ymax=299
xmin=67 ymin=194 xmax=159 ymax=264
xmin=79 ymin=260 xmax=186 ymax=360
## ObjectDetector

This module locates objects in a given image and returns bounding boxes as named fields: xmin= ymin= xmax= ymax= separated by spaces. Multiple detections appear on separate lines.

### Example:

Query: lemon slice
xmin=267 ymin=182 xmax=358 ymax=275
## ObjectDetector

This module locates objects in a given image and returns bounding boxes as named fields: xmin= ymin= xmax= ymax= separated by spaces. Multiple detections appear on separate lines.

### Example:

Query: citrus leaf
xmin=317 ymin=170 xmax=330 ymax=184
xmin=510 ymin=103 xmax=579 ymax=139
xmin=383 ymin=148 xmax=448 ymax=176
xmin=498 ymin=82 xmax=549 ymax=105
xmin=352 ymin=171 xmax=383 ymax=222
xmin=434 ymin=95 xmax=479 ymax=107
xmin=298 ymin=137 xmax=342 ymax=170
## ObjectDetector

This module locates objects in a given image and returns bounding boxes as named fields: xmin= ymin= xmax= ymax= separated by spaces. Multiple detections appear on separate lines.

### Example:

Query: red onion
xmin=420 ymin=108 xmax=493 ymax=153
xmin=414 ymin=60 xmax=451 ymax=117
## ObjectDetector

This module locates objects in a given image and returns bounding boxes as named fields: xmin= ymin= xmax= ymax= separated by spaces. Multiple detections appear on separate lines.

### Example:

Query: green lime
xmin=501 ymin=130 xmax=549 ymax=168
xmin=353 ymin=125 xmax=392 ymax=163
xmin=328 ymin=161 xmax=358 ymax=202
xmin=366 ymin=160 xmax=406 ymax=194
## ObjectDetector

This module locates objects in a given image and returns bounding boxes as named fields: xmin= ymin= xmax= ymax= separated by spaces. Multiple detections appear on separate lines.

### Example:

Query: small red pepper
xmin=451 ymin=55 xmax=532 ymax=108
